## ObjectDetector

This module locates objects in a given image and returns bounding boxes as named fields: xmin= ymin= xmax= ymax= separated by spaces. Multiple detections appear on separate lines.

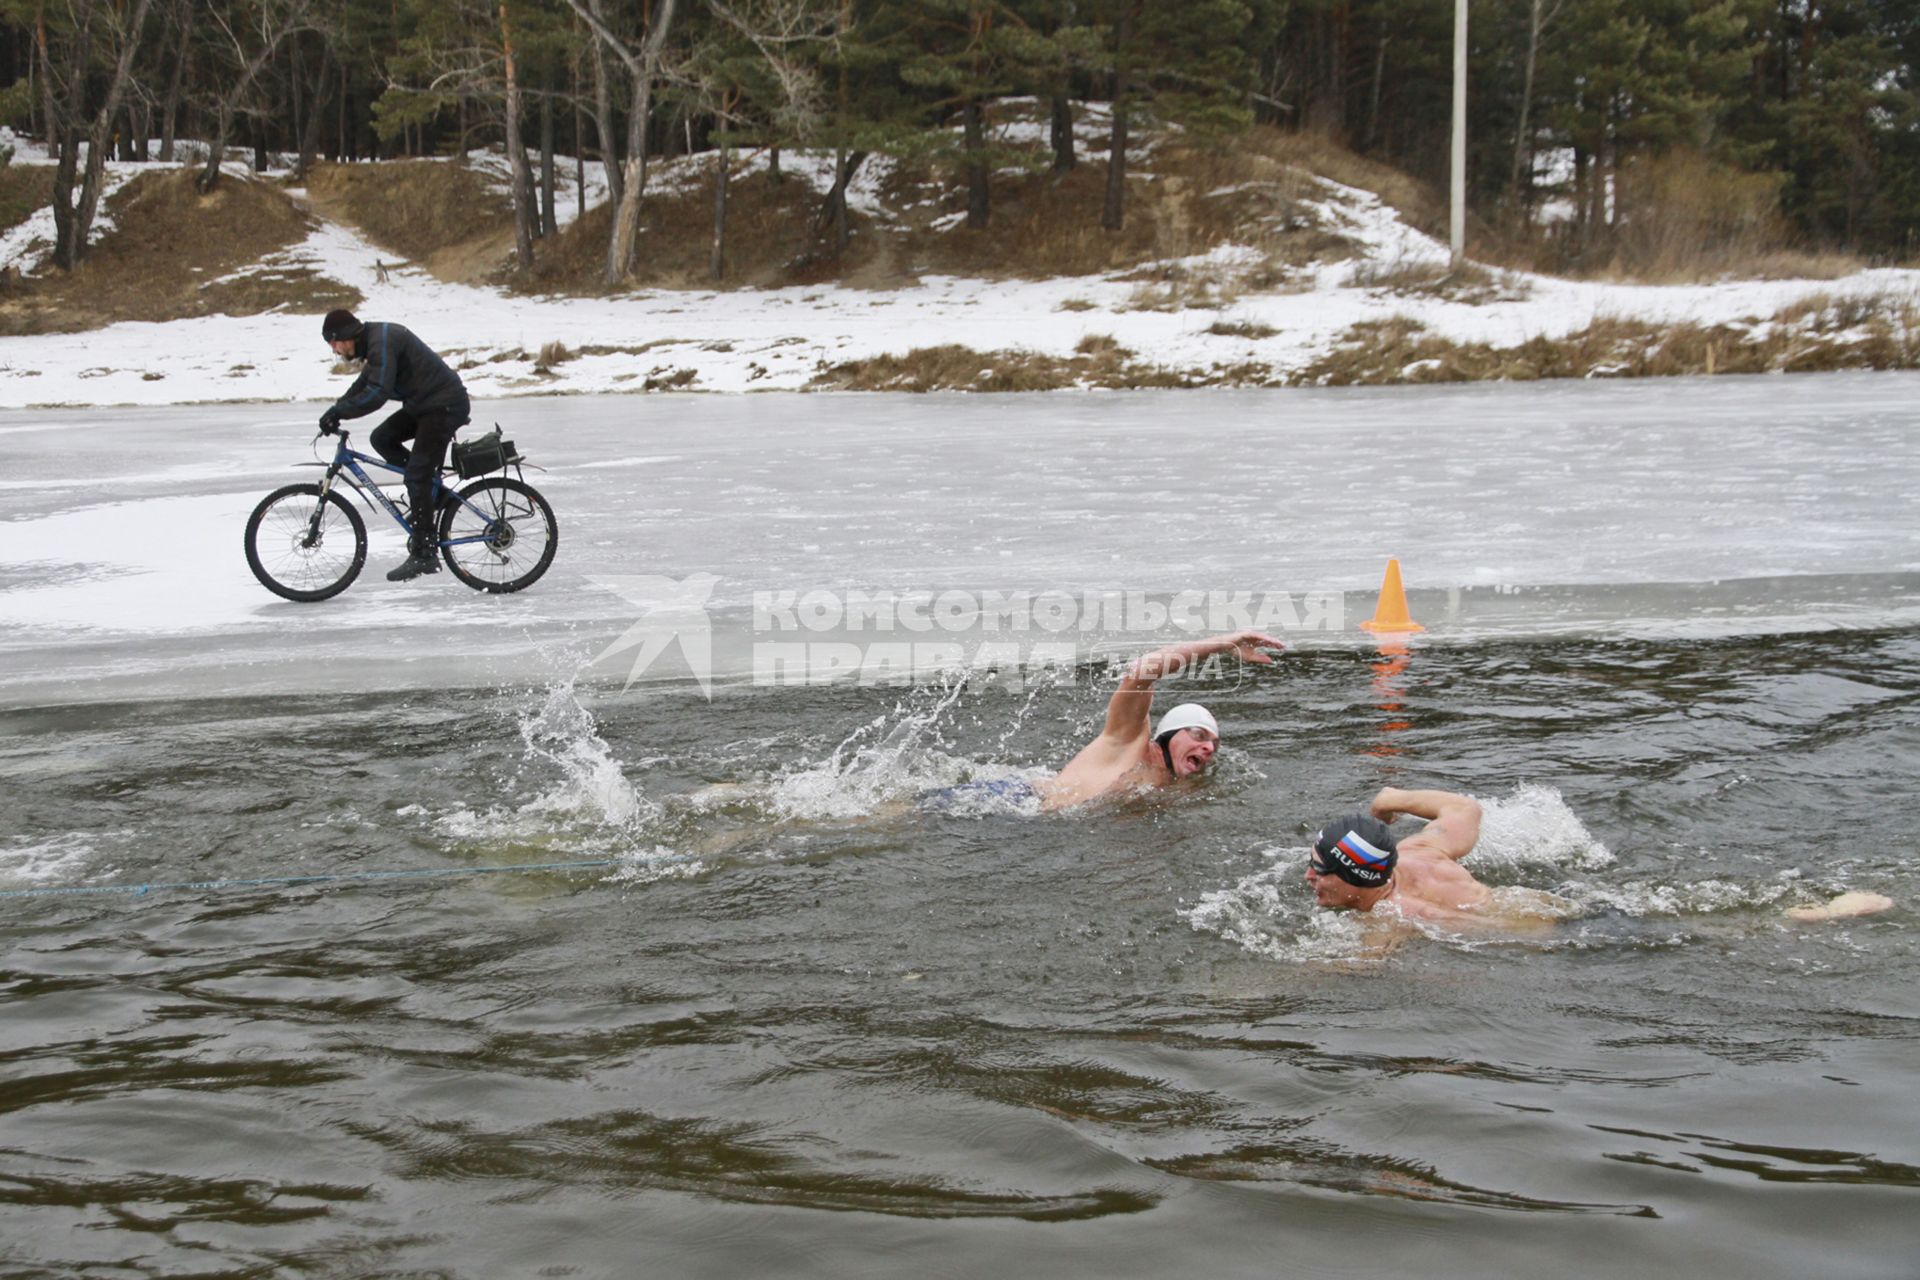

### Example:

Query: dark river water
xmin=4 ymin=630 xmax=1917 ymax=1278
xmin=3 ymin=379 xmax=1918 ymax=1277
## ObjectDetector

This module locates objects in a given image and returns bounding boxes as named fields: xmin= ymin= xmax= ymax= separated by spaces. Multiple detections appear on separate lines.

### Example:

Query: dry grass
xmin=1484 ymin=149 xmax=1866 ymax=284
xmin=1205 ymin=318 xmax=1277 ymax=339
xmin=302 ymin=159 xmax=514 ymax=282
xmin=533 ymin=340 xmax=576 ymax=375
xmin=0 ymin=164 xmax=52 ymax=234
xmin=1766 ymin=290 xmax=1912 ymax=333
xmin=1344 ymin=257 xmax=1529 ymax=303
xmin=1735 ymin=250 xmax=1863 ymax=281
xmin=810 ymin=341 xmax=1275 ymax=391
xmin=1247 ymin=129 xmax=1448 ymax=241
xmin=1075 ymin=333 xmax=1129 ymax=355
xmin=1298 ymin=307 xmax=1920 ymax=386
xmin=0 ymin=168 xmax=356 ymax=336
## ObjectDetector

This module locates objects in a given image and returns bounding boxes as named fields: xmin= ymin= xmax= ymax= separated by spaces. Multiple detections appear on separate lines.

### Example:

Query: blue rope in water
xmin=0 ymin=858 xmax=625 ymax=900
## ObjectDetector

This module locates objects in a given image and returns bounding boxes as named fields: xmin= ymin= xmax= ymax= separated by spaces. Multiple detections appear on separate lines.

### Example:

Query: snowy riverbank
xmin=2 ymin=126 xmax=1917 ymax=409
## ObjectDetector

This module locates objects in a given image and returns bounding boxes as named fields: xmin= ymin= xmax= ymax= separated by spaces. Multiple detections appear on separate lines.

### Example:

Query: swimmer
xmin=1034 ymin=629 xmax=1284 ymax=810
xmin=1306 ymin=787 xmax=1894 ymax=931
xmin=1304 ymin=788 xmax=1531 ymax=929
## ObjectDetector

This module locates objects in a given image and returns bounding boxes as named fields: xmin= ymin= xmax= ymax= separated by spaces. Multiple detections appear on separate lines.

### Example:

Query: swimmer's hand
xmin=1784 ymin=891 xmax=1894 ymax=922
xmin=1225 ymin=630 xmax=1286 ymax=664
xmin=1127 ymin=630 xmax=1285 ymax=683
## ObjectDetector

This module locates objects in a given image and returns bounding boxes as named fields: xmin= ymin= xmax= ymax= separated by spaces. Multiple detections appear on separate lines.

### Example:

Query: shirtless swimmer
xmin=1032 ymin=629 xmax=1284 ymax=811
xmin=1305 ymin=787 xmax=1894 ymax=929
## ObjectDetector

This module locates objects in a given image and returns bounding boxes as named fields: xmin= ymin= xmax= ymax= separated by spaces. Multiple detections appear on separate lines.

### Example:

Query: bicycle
xmin=244 ymin=425 xmax=558 ymax=602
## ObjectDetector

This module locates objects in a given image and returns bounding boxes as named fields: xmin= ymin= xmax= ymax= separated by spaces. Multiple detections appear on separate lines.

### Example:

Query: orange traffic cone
xmin=1359 ymin=558 xmax=1424 ymax=633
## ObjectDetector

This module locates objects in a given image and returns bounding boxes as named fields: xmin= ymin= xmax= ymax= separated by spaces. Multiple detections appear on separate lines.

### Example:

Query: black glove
xmin=318 ymin=410 xmax=342 ymax=435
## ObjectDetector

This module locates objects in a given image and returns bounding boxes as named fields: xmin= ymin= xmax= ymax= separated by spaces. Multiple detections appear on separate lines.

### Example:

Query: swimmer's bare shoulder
xmin=1783 ymin=892 xmax=1894 ymax=923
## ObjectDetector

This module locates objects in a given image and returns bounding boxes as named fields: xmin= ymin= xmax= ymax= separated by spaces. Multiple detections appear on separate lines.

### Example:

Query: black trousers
xmin=370 ymin=405 xmax=468 ymax=539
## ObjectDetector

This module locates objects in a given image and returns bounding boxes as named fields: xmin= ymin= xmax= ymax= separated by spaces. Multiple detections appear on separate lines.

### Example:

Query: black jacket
xmin=329 ymin=322 xmax=470 ymax=423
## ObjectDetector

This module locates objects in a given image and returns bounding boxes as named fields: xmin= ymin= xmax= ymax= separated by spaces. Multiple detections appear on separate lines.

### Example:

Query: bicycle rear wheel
xmin=439 ymin=476 xmax=558 ymax=593
xmin=245 ymin=483 xmax=368 ymax=602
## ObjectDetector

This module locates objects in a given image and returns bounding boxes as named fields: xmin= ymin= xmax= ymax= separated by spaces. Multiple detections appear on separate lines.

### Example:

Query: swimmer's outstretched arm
xmin=1099 ymin=630 xmax=1285 ymax=738
xmin=1783 ymin=891 xmax=1894 ymax=922
xmin=1370 ymin=787 xmax=1482 ymax=861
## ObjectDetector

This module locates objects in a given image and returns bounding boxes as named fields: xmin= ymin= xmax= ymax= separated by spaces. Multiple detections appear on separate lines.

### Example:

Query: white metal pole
xmin=1450 ymin=0 xmax=1468 ymax=266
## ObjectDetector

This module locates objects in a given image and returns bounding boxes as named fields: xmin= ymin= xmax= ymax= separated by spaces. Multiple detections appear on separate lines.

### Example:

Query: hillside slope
xmin=0 ymin=118 xmax=1915 ymax=406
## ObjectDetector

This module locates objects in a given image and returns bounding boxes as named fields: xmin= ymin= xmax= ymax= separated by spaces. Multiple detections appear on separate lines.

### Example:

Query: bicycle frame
xmin=304 ymin=430 xmax=498 ymax=549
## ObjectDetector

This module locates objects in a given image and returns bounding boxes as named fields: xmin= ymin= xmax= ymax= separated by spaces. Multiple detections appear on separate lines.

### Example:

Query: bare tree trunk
xmin=69 ymin=0 xmax=154 ymax=268
xmin=815 ymin=148 xmax=866 ymax=255
xmin=37 ymin=13 xmax=81 ymax=268
xmin=159 ymin=5 xmax=191 ymax=162
xmin=963 ymin=98 xmax=989 ymax=229
xmin=597 ymin=0 xmax=680 ymax=284
xmin=290 ymin=33 xmax=303 ymax=154
xmin=573 ymin=99 xmax=588 ymax=221
xmin=501 ymin=1 xmax=535 ymax=272
xmin=1050 ymin=93 xmax=1074 ymax=173
xmin=540 ymin=88 xmax=557 ymax=237
xmin=296 ymin=44 xmax=333 ymax=175
xmin=586 ymin=0 xmax=622 ymax=209
xmin=1102 ymin=5 xmax=1133 ymax=233
xmin=709 ymin=139 xmax=728 ymax=281
xmin=25 ymin=26 xmax=39 ymax=145
xmin=199 ymin=102 xmax=234 ymax=190
xmin=1508 ymin=0 xmax=1546 ymax=204
xmin=1364 ymin=32 xmax=1388 ymax=150
xmin=607 ymin=159 xmax=644 ymax=282
xmin=769 ymin=146 xmax=781 ymax=181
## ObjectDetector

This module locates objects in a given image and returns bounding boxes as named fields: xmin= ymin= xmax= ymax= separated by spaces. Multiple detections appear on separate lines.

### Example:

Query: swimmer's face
xmin=1304 ymin=851 xmax=1368 ymax=909
xmin=1168 ymin=726 xmax=1217 ymax=777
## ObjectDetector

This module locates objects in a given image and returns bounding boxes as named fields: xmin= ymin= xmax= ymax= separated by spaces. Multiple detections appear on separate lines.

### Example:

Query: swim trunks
xmin=920 ymin=778 xmax=1041 ymax=814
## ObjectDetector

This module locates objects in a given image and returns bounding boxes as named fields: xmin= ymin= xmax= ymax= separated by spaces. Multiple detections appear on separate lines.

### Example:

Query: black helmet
xmin=321 ymin=309 xmax=364 ymax=342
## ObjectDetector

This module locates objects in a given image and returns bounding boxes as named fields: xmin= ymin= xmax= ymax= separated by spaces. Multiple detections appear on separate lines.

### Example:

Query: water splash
xmin=1182 ymin=851 xmax=1378 ymax=963
xmin=516 ymin=679 xmax=661 ymax=830
xmin=435 ymin=680 xmax=692 ymax=880
xmin=1468 ymin=784 xmax=1614 ymax=873
xmin=0 ymin=831 xmax=114 ymax=887
xmin=764 ymin=673 xmax=1039 ymax=821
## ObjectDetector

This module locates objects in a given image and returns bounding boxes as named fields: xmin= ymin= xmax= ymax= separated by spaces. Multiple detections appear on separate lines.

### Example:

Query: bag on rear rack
xmin=452 ymin=426 xmax=520 ymax=479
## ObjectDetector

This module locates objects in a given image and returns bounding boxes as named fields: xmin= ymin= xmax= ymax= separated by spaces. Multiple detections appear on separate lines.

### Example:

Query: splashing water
xmin=0 ymin=831 xmax=117 ymax=887
xmin=516 ymin=679 xmax=660 ymax=830
xmin=765 ymin=674 xmax=1039 ymax=821
xmin=1182 ymin=849 xmax=1379 ymax=964
xmin=1468 ymin=784 xmax=1614 ymax=874
xmin=434 ymin=681 xmax=692 ymax=879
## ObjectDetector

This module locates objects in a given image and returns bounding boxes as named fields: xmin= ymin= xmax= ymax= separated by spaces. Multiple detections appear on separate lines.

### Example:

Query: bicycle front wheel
xmin=439 ymin=476 xmax=558 ymax=593
xmin=245 ymin=483 xmax=367 ymax=602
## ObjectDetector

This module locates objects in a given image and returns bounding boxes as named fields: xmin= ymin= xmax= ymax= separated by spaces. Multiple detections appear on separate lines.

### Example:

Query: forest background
xmin=2 ymin=0 xmax=1915 ymax=286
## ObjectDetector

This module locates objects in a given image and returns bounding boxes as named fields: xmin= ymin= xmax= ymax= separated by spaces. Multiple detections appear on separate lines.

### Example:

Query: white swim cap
xmin=1154 ymin=703 xmax=1218 ymax=741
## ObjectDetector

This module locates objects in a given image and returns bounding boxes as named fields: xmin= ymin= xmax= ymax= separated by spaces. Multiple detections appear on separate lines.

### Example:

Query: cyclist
xmin=318 ymin=309 xmax=472 ymax=582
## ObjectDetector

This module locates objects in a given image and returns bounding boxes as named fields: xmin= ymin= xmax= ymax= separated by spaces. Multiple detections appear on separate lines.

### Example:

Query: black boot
xmin=386 ymin=531 xmax=441 ymax=582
